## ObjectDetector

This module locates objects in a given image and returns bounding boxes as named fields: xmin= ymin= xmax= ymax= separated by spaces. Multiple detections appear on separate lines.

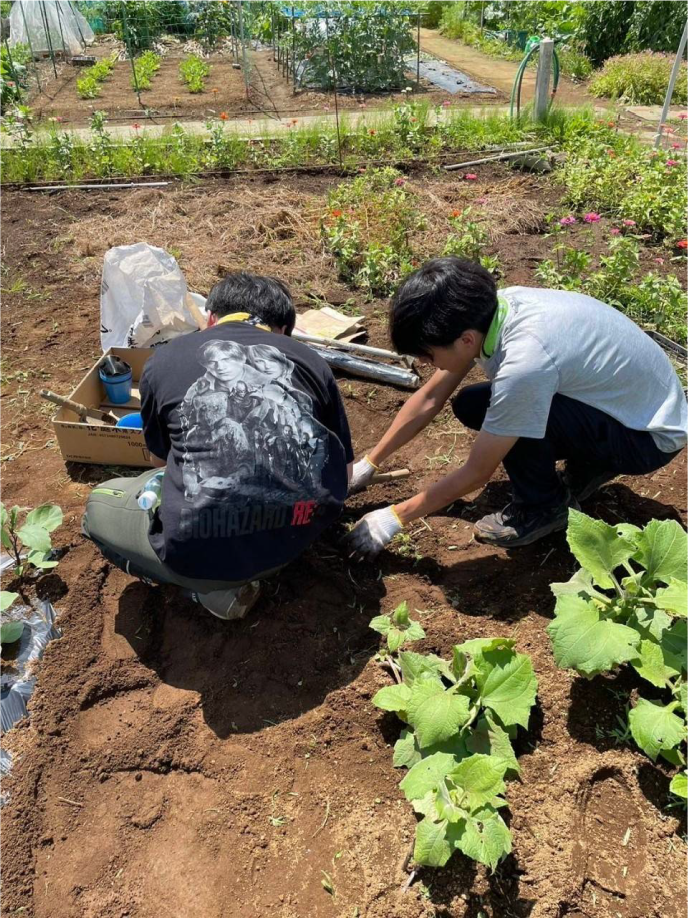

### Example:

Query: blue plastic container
xmin=116 ymin=412 xmax=143 ymax=430
xmin=99 ymin=357 xmax=132 ymax=404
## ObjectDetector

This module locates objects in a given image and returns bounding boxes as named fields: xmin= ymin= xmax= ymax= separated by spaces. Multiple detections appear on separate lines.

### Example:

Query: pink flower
xmin=583 ymin=212 xmax=601 ymax=223
xmin=442 ymin=100 xmax=451 ymax=107
xmin=665 ymin=126 xmax=675 ymax=134
xmin=610 ymin=227 xmax=621 ymax=235
xmin=394 ymin=177 xmax=405 ymax=187
xmin=559 ymin=215 xmax=576 ymax=226
xmin=654 ymin=257 xmax=665 ymax=264
xmin=666 ymin=159 xmax=678 ymax=167
xmin=622 ymin=218 xmax=636 ymax=227
xmin=464 ymin=173 xmax=477 ymax=180
xmin=606 ymin=149 xmax=616 ymax=157
xmin=678 ymin=112 xmax=688 ymax=120
xmin=475 ymin=197 xmax=487 ymax=204
xmin=132 ymin=122 xmax=141 ymax=130
xmin=672 ymin=142 xmax=682 ymax=149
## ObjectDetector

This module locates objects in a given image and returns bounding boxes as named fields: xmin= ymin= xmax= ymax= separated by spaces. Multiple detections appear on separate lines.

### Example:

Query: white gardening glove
xmin=348 ymin=455 xmax=379 ymax=496
xmin=346 ymin=506 xmax=403 ymax=559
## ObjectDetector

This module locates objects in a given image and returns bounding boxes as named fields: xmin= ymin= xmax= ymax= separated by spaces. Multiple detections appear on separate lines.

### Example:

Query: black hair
xmin=390 ymin=257 xmax=498 ymax=357
xmin=206 ymin=271 xmax=296 ymax=335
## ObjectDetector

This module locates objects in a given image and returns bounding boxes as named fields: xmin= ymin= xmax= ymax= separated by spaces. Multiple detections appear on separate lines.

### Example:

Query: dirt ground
xmin=29 ymin=41 xmax=497 ymax=129
xmin=1 ymin=167 xmax=687 ymax=919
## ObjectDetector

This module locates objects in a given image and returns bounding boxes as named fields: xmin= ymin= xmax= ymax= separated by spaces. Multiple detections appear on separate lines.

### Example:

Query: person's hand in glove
xmin=346 ymin=506 xmax=403 ymax=559
xmin=348 ymin=455 xmax=379 ymax=495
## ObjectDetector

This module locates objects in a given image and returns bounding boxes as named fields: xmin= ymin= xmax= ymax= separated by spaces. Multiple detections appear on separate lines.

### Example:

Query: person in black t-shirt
xmin=82 ymin=272 xmax=354 ymax=621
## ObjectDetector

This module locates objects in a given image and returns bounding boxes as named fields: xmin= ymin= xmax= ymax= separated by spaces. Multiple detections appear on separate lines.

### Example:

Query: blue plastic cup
xmin=99 ymin=362 xmax=132 ymax=404
xmin=116 ymin=412 xmax=143 ymax=430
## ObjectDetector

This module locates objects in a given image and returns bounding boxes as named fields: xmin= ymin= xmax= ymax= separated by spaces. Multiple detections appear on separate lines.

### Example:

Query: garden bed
xmin=27 ymin=42 xmax=491 ymax=129
xmin=1 ymin=170 xmax=686 ymax=919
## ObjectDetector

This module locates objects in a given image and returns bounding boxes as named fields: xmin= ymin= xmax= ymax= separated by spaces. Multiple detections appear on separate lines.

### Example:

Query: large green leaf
xmin=398 ymin=650 xmax=449 ymax=686
xmin=372 ymin=683 xmax=411 ymax=714
xmin=413 ymin=817 xmax=453 ymax=867
xmin=480 ymin=651 xmax=537 ymax=728
xmin=631 ymin=606 xmax=673 ymax=643
xmin=399 ymin=751 xmax=458 ymax=801
xmin=448 ymin=754 xmax=507 ymax=810
xmin=548 ymin=595 xmax=640 ymax=676
xmin=0 ymin=590 xmax=19 ymax=613
xmin=466 ymin=714 xmax=521 ymax=776
xmin=635 ymin=519 xmax=688 ymax=586
xmin=550 ymin=567 xmax=596 ymax=599
xmin=670 ymin=770 xmax=688 ymax=800
xmin=628 ymin=697 xmax=686 ymax=761
xmin=655 ymin=578 xmax=688 ymax=617
xmin=1 ymin=620 xmax=24 ymax=645
xmin=16 ymin=523 xmax=51 ymax=553
xmin=393 ymin=728 xmax=420 ymax=768
xmin=661 ymin=619 xmax=688 ymax=675
xmin=454 ymin=807 xmax=512 ymax=871
xmin=435 ymin=780 xmax=464 ymax=823
xmin=454 ymin=637 xmax=515 ymax=658
xmin=25 ymin=504 xmax=63 ymax=534
xmin=369 ymin=614 xmax=391 ymax=636
xmin=566 ymin=508 xmax=636 ymax=589
xmin=632 ymin=639 xmax=677 ymax=688
xmin=407 ymin=681 xmax=471 ymax=748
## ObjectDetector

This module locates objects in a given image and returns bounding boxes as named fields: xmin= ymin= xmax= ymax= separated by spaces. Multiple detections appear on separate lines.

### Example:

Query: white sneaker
xmin=195 ymin=581 xmax=261 ymax=621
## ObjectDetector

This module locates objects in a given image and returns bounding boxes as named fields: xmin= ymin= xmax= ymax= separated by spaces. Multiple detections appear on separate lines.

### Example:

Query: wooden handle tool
xmin=40 ymin=390 xmax=119 ymax=426
xmin=370 ymin=468 xmax=410 ymax=484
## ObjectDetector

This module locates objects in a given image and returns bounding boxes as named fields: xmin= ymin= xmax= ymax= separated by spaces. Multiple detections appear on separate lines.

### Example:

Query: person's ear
xmin=207 ymin=312 xmax=217 ymax=328
xmin=271 ymin=325 xmax=288 ymax=335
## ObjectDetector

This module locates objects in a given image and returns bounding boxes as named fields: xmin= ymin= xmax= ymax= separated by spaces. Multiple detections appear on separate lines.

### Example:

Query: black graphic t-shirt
xmin=139 ymin=321 xmax=354 ymax=581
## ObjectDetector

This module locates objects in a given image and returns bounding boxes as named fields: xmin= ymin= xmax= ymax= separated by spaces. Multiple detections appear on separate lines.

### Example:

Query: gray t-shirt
xmin=476 ymin=287 xmax=687 ymax=453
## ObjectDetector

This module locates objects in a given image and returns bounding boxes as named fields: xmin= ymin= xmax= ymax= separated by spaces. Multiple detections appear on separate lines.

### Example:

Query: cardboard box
xmin=52 ymin=347 xmax=155 ymax=467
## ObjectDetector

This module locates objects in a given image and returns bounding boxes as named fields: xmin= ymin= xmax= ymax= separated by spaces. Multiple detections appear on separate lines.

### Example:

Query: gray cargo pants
xmin=82 ymin=470 xmax=279 ymax=619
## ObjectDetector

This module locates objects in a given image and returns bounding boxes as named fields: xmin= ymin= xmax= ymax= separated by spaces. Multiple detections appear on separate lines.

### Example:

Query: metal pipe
xmin=292 ymin=331 xmax=412 ymax=366
xmin=27 ymin=181 xmax=171 ymax=191
xmin=444 ymin=146 xmax=553 ymax=171
xmin=238 ymin=0 xmax=250 ymax=100
xmin=654 ymin=19 xmax=688 ymax=149
xmin=67 ymin=0 xmax=87 ymax=48
xmin=18 ymin=0 xmax=42 ymax=92
xmin=55 ymin=0 xmax=70 ymax=61
xmin=122 ymin=1 xmax=141 ymax=106
xmin=306 ymin=345 xmax=420 ymax=389
xmin=39 ymin=1 xmax=59 ymax=78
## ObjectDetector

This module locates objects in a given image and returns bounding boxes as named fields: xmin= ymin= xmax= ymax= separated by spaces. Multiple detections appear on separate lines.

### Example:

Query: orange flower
xmin=331 ymin=209 xmax=343 ymax=218
xmin=212 ymin=88 xmax=219 ymax=93
xmin=219 ymin=112 xmax=228 ymax=120
xmin=451 ymin=209 xmax=462 ymax=218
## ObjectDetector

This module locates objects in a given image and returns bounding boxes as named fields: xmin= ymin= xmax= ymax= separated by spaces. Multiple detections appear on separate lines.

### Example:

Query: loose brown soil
xmin=30 ymin=42 xmax=498 ymax=129
xmin=1 ymin=166 xmax=686 ymax=919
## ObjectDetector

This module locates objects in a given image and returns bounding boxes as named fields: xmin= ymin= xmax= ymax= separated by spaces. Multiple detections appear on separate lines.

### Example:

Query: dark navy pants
xmin=452 ymin=382 xmax=680 ymax=508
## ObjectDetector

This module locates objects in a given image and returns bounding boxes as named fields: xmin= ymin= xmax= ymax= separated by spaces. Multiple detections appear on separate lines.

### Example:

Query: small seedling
xmin=1 ymin=502 xmax=63 ymax=578
xmin=370 ymin=601 xmax=425 ymax=655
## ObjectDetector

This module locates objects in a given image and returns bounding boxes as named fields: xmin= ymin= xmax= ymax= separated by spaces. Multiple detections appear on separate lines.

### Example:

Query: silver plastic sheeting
xmin=9 ymin=1 xmax=94 ymax=56
xmin=404 ymin=55 xmax=496 ymax=94
xmin=1 ymin=597 xmax=61 ymax=800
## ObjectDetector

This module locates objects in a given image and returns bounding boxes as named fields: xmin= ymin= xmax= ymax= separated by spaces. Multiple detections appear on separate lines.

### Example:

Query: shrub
xmin=558 ymin=48 xmax=594 ymax=82
xmin=179 ymin=54 xmax=210 ymax=93
xmin=321 ymin=167 xmax=426 ymax=297
xmin=590 ymin=51 xmax=688 ymax=105
xmin=442 ymin=207 xmax=500 ymax=275
xmin=132 ymin=50 xmax=161 ymax=91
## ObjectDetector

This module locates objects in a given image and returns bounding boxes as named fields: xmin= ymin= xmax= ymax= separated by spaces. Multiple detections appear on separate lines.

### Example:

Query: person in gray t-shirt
xmin=345 ymin=256 xmax=687 ymax=554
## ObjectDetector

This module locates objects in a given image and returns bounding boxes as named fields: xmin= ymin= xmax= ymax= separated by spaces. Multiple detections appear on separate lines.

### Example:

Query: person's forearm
xmin=393 ymin=462 xmax=491 ymax=524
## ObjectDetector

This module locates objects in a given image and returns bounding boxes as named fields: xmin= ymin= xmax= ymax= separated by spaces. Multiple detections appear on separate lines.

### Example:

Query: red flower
xmin=132 ymin=122 xmax=141 ymax=130
xmin=331 ymin=209 xmax=343 ymax=218
xmin=369 ymin=129 xmax=376 ymax=136
xmin=677 ymin=239 xmax=688 ymax=249
xmin=606 ymin=149 xmax=616 ymax=157
xmin=219 ymin=112 xmax=228 ymax=120
xmin=451 ymin=209 xmax=462 ymax=218
xmin=607 ymin=121 xmax=616 ymax=128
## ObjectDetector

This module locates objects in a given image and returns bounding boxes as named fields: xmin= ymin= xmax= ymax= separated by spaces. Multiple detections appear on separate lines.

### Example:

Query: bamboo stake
xmin=444 ymin=145 xmax=553 ymax=171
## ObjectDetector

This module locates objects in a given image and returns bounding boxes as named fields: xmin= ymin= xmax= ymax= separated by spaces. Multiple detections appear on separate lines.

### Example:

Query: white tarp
xmin=9 ymin=1 xmax=94 ymax=56
xmin=100 ymin=243 xmax=208 ymax=351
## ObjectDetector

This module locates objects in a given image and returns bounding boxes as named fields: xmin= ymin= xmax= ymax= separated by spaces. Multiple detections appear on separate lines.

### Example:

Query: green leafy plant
xmin=590 ymin=51 xmax=688 ymax=105
xmin=76 ymin=55 xmax=116 ymax=99
xmin=548 ymin=509 xmax=687 ymax=795
xmin=1 ymin=503 xmax=63 ymax=578
xmin=132 ymin=50 xmax=161 ymax=91
xmin=442 ymin=207 xmax=501 ymax=275
xmin=371 ymin=609 xmax=538 ymax=870
xmin=179 ymin=54 xmax=210 ymax=93
xmin=321 ymin=167 xmax=425 ymax=297
xmin=370 ymin=601 xmax=425 ymax=654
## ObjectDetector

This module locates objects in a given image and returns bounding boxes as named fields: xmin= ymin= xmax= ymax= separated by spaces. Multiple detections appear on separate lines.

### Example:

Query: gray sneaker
xmin=195 ymin=581 xmax=261 ymax=621
xmin=474 ymin=495 xmax=578 ymax=548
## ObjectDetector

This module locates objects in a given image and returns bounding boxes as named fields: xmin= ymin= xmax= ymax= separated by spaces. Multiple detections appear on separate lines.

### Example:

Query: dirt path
xmin=419 ymin=27 xmax=593 ymax=107
xmin=1 ymin=172 xmax=686 ymax=918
